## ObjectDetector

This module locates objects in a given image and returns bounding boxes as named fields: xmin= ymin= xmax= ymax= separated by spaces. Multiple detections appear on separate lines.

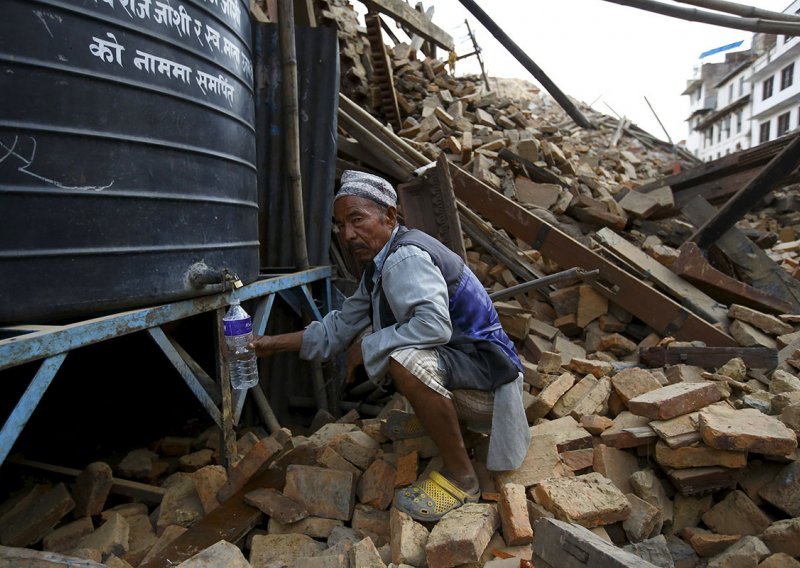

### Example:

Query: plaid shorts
xmin=390 ymin=347 xmax=494 ymax=431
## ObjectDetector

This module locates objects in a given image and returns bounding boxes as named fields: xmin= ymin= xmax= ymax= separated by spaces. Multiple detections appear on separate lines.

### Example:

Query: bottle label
xmin=224 ymin=318 xmax=252 ymax=337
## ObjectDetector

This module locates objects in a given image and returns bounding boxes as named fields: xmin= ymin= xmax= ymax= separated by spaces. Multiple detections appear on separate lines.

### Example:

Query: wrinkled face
xmin=333 ymin=195 xmax=397 ymax=262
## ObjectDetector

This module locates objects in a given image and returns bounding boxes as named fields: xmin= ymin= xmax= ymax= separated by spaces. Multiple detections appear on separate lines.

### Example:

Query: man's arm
xmin=249 ymin=331 xmax=304 ymax=357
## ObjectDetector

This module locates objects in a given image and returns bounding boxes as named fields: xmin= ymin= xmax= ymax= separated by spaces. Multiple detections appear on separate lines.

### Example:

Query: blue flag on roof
xmin=700 ymin=40 xmax=744 ymax=59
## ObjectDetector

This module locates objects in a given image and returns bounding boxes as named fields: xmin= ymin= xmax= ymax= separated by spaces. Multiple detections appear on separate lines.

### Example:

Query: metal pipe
xmin=457 ymin=0 xmax=593 ymax=129
xmin=488 ymin=268 xmax=599 ymax=302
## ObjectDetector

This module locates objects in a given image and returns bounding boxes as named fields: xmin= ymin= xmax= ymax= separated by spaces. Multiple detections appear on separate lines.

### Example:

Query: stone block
xmin=426 ymin=503 xmax=499 ymax=568
xmin=0 ymin=545 xmax=106 ymax=567
xmin=249 ymin=533 xmax=326 ymax=566
xmin=601 ymin=412 xmax=657 ymax=449
xmin=190 ymin=465 xmax=227 ymax=515
xmin=650 ymin=411 xmax=704 ymax=449
xmin=759 ymin=461 xmax=800 ymax=516
xmin=655 ymin=441 xmax=747 ymax=469
xmin=580 ymin=415 xmax=614 ymax=434
xmin=629 ymin=470 xmax=673 ymax=525
xmin=73 ymin=462 xmax=113 ymax=518
xmin=284 ymin=465 xmax=356 ymax=521
xmin=629 ymin=382 xmax=724 ymax=420
xmin=702 ymin=490 xmax=771 ymax=536
xmin=570 ymin=377 xmax=613 ymax=419
xmin=622 ymin=494 xmax=662 ymax=543
xmin=156 ymin=473 xmax=204 ymax=534
xmin=268 ymin=516 xmax=343 ymax=539
xmin=138 ymin=524 xmax=187 ymax=566
xmin=665 ymin=534 xmax=699 ymax=568
xmin=390 ymin=508 xmax=428 ymax=567
xmin=244 ymin=487 xmax=308 ymax=524
xmin=538 ymin=351 xmax=564 ymax=373
xmin=316 ymin=446 xmax=362 ymax=477
xmin=0 ymin=483 xmax=75 ymax=547
xmin=121 ymin=513 xmax=156 ymax=566
xmin=667 ymin=467 xmax=740 ymax=496
xmin=706 ymin=535 xmax=770 ymax=568
xmin=622 ymin=535 xmax=674 ymax=568
xmin=551 ymin=375 xmax=598 ymax=418
xmin=592 ymin=445 xmax=639 ymax=495
xmin=699 ymin=405 xmax=798 ymax=457
xmin=770 ymin=369 xmax=800 ymax=394
xmin=43 ymin=517 xmax=95 ymax=553
xmin=729 ymin=304 xmax=794 ymax=336
xmin=682 ymin=527 xmax=740 ymax=557
xmin=178 ymin=449 xmax=214 ymax=473
xmin=612 ymin=368 xmax=663 ymax=405
xmin=730 ymin=319 xmax=777 ymax=349
xmin=577 ymin=284 xmax=608 ymax=327
xmin=761 ymin=517 xmax=800 ymax=557
xmin=671 ymin=494 xmax=712 ymax=535
xmin=527 ymin=372 xmax=575 ymax=420
xmin=356 ymin=459 xmax=395 ymax=510
xmin=566 ymin=358 xmax=614 ymax=378
xmin=394 ymin=451 xmax=418 ymax=487
xmin=118 ymin=449 xmax=158 ymax=480
xmin=76 ymin=512 xmax=130 ymax=559
xmin=532 ymin=472 xmax=631 ymax=528
xmin=350 ymin=537 xmax=387 ymax=568
xmin=759 ymin=553 xmax=800 ymax=568
xmin=351 ymin=505 xmax=390 ymax=543
xmin=598 ymin=334 xmax=638 ymax=357
xmin=216 ymin=436 xmax=283 ymax=503
xmin=498 ymin=483 xmax=533 ymax=546
xmin=175 ymin=539 xmax=249 ymax=567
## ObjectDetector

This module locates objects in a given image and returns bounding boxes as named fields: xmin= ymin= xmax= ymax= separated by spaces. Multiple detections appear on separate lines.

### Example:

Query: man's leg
xmin=388 ymin=358 xmax=478 ymax=492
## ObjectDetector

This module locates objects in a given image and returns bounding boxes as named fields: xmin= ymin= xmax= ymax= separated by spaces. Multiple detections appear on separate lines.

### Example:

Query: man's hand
xmin=345 ymin=338 xmax=365 ymax=384
xmin=248 ymin=331 xmax=304 ymax=357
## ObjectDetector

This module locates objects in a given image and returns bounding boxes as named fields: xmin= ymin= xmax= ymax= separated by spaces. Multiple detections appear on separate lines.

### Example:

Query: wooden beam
xmin=682 ymin=196 xmax=800 ymax=312
xmin=675 ymin=241 xmax=793 ymax=314
xmin=594 ymin=228 xmax=730 ymax=328
xmin=8 ymin=457 xmax=165 ymax=505
xmin=447 ymin=163 xmax=737 ymax=347
xmin=690 ymin=135 xmax=800 ymax=248
xmin=359 ymin=0 xmax=454 ymax=51
xmin=639 ymin=346 xmax=778 ymax=369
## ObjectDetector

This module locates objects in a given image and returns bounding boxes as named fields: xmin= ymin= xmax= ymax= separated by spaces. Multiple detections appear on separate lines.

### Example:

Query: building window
xmin=778 ymin=112 xmax=791 ymax=136
xmin=736 ymin=110 xmax=743 ymax=133
xmin=716 ymin=124 xmax=722 ymax=143
xmin=782 ymin=63 xmax=794 ymax=90
xmin=728 ymin=84 xmax=734 ymax=101
xmin=739 ymin=76 xmax=745 ymax=97
xmin=760 ymin=121 xmax=771 ymax=143
xmin=763 ymin=76 xmax=774 ymax=100
xmin=723 ymin=116 xmax=731 ymax=139
xmin=704 ymin=129 xmax=713 ymax=147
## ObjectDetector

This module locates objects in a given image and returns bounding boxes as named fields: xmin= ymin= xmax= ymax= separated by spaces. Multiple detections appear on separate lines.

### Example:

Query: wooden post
xmin=689 ymin=135 xmax=800 ymax=249
xmin=279 ymin=0 xmax=310 ymax=271
xmin=464 ymin=19 xmax=490 ymax=92
xmin=215 ymin=308 xmax=237 ymax=470
xmin=457 ymin=0 xmax=593 ymax=129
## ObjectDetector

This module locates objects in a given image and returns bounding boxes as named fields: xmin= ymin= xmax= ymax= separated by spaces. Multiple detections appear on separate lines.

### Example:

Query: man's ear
xmin=386 ymin=205 xmax=398 ymax=225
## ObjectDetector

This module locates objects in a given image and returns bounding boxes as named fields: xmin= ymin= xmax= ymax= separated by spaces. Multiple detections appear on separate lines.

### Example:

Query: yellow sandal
xmin=394 ymin=471 xmax=480 ymax=522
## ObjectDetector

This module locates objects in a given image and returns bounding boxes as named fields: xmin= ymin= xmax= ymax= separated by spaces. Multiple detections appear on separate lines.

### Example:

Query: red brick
xmin=283 ymin=465 xmax=356 ymax=521
xmin=356 ymin=459 xmax=395 ymax=510
xmin=216 ymin=436 xmax=283 ymax=502
xmin=498 ymin=483 xmax=533 ymax=545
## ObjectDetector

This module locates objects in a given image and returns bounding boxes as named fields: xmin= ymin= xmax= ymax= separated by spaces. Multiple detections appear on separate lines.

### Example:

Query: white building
xmin=749 ymin=1 xmax=800 ymax=148
xmin=683 ymin=2 xmax=800 ymax=160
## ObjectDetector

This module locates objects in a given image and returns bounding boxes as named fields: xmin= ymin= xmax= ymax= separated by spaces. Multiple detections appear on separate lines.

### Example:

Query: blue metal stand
xmin=0 ymin=267 xmax=331 ymax=468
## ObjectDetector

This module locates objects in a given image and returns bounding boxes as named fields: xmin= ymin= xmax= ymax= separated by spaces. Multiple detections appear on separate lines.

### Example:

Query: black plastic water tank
xmin=0 ymin=0 xmax=258 ymax=323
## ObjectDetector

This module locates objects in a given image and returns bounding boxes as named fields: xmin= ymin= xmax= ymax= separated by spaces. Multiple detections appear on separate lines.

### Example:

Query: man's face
xmin=333 ymin=195 xmax=397 ymax=262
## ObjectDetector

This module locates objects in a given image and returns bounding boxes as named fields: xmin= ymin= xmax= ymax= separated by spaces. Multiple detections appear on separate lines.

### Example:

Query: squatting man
xmin=249 ymin=170 xmax=530 ymax=521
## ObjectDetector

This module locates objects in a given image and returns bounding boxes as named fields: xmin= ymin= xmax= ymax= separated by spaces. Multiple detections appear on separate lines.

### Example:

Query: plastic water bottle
xmin=223 ymin=299 xmax=259 ymax=389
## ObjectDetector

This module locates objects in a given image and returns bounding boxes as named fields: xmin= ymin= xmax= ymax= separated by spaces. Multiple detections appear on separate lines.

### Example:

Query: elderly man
xmin=250 ymin=170 xmax=530 ymax=521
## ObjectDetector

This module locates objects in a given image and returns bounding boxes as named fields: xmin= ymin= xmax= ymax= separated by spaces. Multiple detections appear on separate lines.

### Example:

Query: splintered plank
xmin=639 ymin=346 xmax=778 ymax=369
xmin=448 ymin=163 xmax=737 ymax=347
xmin=360 ymin=0 xmax=454 ymax=51
xmin=682 ymin=196 xmax=800 ymax=312
xmin=674 ymin=241 xmax=793 ymax=314
xmin=595 ymin=228 xmax=729 ymax=327
xmin=138 ymin=468 xmax=281 ymax=568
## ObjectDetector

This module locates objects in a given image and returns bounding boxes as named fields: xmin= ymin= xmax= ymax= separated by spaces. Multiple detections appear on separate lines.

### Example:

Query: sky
xmin=376 ymin=0 xmax=792 ymax=145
